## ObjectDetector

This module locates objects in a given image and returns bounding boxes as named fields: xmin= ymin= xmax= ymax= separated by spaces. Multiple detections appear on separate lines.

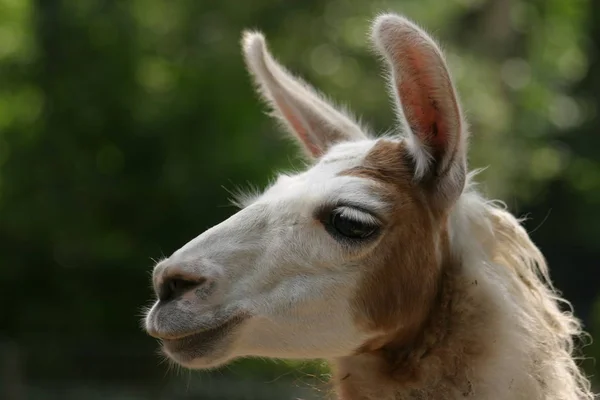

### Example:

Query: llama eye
xmin=327 ymin=207 xmax=379 ymax=240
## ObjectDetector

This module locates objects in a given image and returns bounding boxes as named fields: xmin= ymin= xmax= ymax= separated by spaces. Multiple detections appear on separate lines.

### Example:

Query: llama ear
xmin=242 ymin=31 xmax=367 ymax=159
xmin=371 ymin=14 xmax=467 ymax=204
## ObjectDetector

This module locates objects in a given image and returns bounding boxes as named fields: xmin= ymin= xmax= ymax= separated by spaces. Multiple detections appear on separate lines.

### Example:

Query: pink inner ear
xmin=273 ymin=94 xmax=322 ymax=157
xmin=397 ymin=46 xmax=453 ymax=152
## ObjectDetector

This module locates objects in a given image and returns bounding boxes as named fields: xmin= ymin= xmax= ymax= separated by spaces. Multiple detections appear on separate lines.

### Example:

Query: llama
xmin=143 ymin=13 xmax=595 ymax=400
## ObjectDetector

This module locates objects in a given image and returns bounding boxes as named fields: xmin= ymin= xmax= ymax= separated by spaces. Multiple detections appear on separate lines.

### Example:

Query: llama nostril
xmin=159 ymin=276 xmax=207 ymax=302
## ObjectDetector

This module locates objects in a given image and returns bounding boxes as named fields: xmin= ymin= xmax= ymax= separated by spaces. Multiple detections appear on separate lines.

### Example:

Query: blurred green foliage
xmin=0 ymin=0 xmax=598 ymax=398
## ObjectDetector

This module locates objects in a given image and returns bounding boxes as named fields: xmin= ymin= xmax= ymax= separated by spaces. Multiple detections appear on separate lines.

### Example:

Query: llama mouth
xmin=161 ymin=315 xmax=247 ymax=361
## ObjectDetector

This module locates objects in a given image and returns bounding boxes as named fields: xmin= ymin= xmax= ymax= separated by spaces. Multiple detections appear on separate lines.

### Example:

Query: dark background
xmin=0 ymin=0 xmax=598 ymax=399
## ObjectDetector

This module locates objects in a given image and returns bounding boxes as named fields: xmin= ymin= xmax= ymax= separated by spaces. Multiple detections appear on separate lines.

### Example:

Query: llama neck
xmin=331 ymin=256 xmax=522 ymax=400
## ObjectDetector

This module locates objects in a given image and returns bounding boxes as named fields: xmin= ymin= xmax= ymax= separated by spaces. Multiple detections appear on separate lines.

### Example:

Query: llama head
xmin=144 ymin=13 xmax=468 ymax=369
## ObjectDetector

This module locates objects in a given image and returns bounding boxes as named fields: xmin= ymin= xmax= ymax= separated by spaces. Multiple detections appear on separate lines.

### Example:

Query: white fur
xmin=440 ymin=175 xmax=594 ymax=399
xmin=145 ymin=140 xmax=385 ymax=367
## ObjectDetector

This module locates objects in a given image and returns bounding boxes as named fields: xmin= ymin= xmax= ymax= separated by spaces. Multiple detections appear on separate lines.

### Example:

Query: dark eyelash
xmin=317 ymin=205 xmax=381 ymax=244
xmin=314 ymin=201 xmax=382 ymax=223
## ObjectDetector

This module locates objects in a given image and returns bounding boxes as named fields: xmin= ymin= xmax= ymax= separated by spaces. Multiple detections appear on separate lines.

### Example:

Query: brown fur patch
xmin=333 ymin=252 xmax=498 ymax=400
xmin=341 ymin=139 xmax=446 ymax=340
xmin=335 ymin=139 xmax=479 ymax=397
